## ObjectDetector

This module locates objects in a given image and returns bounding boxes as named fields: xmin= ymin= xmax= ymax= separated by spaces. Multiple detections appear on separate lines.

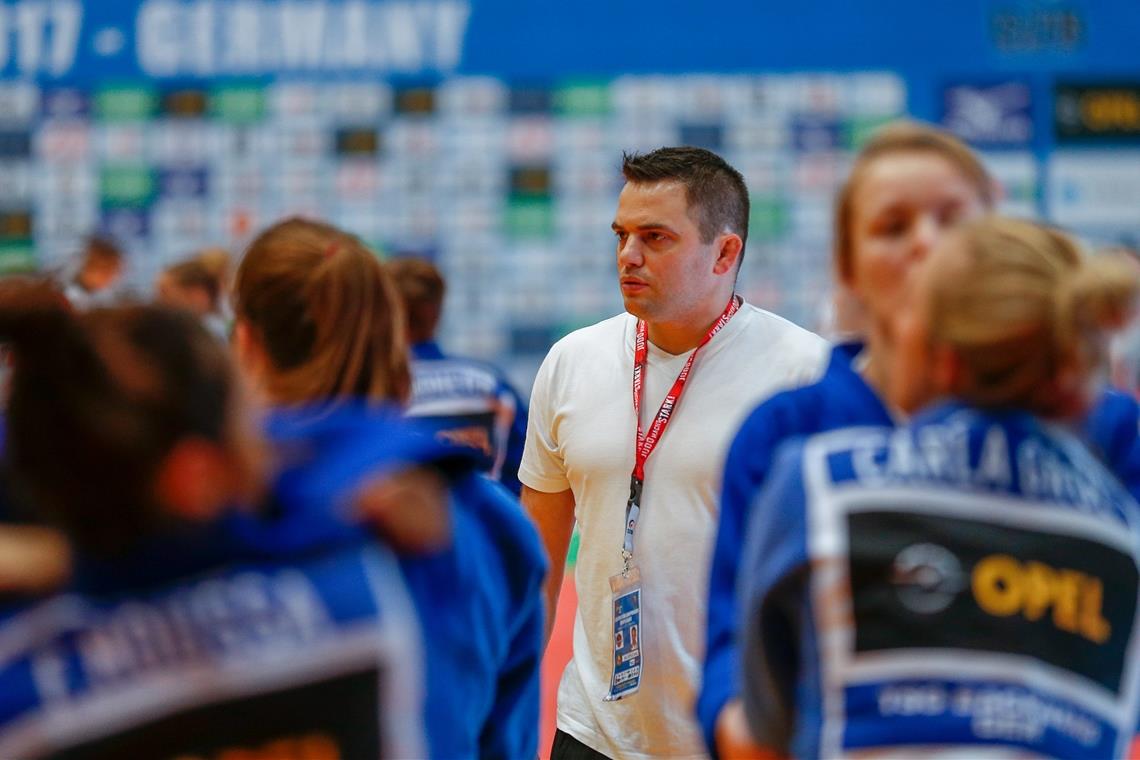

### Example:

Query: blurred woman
xmin=0 ymin=286 xmax=426 ymax=757
xmin=703 ymin=122 xmax=1140 ymax=756
xmin=701 ymin=121 xmax=996 ymax=755
xmin=231 ymin=217 xmax=547 ymax=760
xmin=740 ymin=216 xmax=1140 ymax=759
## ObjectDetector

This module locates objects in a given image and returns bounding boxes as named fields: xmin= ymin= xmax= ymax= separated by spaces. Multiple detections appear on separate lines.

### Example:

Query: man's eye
xmin=615 ymin=231 xmax=629 ymax=242
xmin=647 ymin=232 xmax=665 ymax=242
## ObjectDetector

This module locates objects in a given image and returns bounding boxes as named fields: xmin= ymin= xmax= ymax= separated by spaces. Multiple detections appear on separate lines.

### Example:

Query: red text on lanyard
xmin=631 ymin=295 xmax=740 ymax=482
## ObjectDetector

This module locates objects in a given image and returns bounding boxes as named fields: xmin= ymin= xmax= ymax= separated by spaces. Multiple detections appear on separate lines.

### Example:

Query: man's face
xmin=612 ymin=180 xmax=724 ymax=326
xmin=80 ymin=256 xmax=122 ymax=292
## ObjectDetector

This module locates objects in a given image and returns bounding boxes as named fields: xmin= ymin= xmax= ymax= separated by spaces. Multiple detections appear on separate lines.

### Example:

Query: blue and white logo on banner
xmin=942 ymin=82 xmax=1033 ymax=148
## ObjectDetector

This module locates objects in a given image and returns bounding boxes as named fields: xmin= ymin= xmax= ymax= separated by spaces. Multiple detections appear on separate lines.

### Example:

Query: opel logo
xmin=890 ymin=543 xmax=966 ymax=614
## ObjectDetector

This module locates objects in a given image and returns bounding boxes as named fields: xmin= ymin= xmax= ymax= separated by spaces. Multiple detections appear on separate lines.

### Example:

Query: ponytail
xmin=1054 ymin=256 xmax=1138 ymax=352
xmin=927 ymin=217 xmax=1139 ymax=417
xmin=235 ymin=218 xmax=411 ymax=407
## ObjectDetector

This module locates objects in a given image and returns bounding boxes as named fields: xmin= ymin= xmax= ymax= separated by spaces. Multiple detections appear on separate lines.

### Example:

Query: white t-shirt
xmin=521 ymin=303 xmax=827 ymax=759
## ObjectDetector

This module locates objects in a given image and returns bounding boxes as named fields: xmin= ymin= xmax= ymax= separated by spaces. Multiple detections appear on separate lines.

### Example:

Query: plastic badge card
xmin=604 ymin=565 xmax=642 ymax=701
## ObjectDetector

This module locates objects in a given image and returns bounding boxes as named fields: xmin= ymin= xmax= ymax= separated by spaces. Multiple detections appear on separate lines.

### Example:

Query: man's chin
xmin=621 ymin=298 xmax=651 ymax=320
xmin=624 ymin=291 xmax=652 ymax=314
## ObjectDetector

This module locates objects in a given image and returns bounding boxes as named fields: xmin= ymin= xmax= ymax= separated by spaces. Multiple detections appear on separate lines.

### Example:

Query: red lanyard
xmin=623 ymin=295 xmax=740 ymax=561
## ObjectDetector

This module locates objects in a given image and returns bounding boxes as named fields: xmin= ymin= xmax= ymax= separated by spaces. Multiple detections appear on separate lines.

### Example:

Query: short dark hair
xmin=621 ymin=147 xmax=750 ymax=250
xmin=84 ymin=235 xmax=124 ymax=264
xmin=164 ymin=259 xmax=221 ymax=308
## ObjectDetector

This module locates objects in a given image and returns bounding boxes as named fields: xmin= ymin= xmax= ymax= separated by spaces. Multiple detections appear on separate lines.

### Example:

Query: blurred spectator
xmin=389 ymin=256 xmax=529 ymax=495
xmin=155 ymin=257 xmax=229 ymax=339
xmin=196 ymin=246 xmax=236 ymax=320
xmin=741 ymin=217 xmax=1140 ymax=759
xmin=61 ymin=235 xmax=125 ymax=310
xmin=0 ymin=288 xmax=427 ymax=757
xmin=702 ymin=121 xmax=995 ymax=757
xmin=232 ymin=218 xmax=547 ymax=759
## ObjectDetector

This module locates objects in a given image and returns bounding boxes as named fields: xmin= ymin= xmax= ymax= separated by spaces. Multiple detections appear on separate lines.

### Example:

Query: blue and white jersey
xmin=263 ymin=404 xmax=546 ymax=760
xmin=700 ymin=342 xmax=890 ymax=752
xmin=407 ymin=341 xmax=527 ymax=495
xmin=1085 ymin=388 xmax=1140 ymax=504
xmin=741 ymin=403 xmax=1140 ymax=759
xmin=0 ymin=541 xmax=424 ymax=759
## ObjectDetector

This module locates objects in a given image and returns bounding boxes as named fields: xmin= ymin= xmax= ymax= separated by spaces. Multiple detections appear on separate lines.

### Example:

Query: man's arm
xmin=521 ymin=484 xmax=575 ymax=647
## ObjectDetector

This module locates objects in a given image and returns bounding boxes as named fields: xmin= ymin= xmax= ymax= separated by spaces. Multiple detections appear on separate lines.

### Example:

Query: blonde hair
xmin=234 ymin=218 xmax=410 ymax=407
xmin=834 ymin=120 xmax=995 ymax=283
xmin=926 ymin=216 xmax=1138 ymax=416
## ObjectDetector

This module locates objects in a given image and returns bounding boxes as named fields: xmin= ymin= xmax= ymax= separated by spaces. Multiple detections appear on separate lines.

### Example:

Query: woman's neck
xmin=858 ymin=323 xmax=891 ymax=398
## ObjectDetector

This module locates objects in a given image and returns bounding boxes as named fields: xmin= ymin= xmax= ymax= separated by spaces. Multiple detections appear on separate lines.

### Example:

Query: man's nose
xmin=618 ymin=236 xmax=644 ymax=268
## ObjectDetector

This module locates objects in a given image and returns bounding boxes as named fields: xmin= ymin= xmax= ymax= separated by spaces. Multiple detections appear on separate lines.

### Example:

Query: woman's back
xmin=740 ymin=404 xmax=1140 ymax=759
xmin=259 ymin=403 xmax=548 ymax=760
xmin=0 ymin=525 xmax=425 ymax=759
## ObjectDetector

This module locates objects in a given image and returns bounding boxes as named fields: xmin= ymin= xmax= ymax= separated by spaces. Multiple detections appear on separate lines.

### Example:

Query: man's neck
xmin=645 ymin=295 xmax=737 ymax=355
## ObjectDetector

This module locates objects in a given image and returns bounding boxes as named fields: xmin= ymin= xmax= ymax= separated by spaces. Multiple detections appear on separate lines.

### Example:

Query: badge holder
xmin=604 ymin=477 xmax=644 ymax=702
xmin=604 ymin=563 xmax=642 ymax=701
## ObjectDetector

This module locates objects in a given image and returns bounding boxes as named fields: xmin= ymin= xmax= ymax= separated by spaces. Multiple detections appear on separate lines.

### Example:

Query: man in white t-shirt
xmin=520 ymin=147 xmax=826 ymax=759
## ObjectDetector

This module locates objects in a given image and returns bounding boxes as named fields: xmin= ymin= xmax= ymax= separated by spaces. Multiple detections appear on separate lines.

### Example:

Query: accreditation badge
xmin=603 ymin=565 xmax=642 ymax=701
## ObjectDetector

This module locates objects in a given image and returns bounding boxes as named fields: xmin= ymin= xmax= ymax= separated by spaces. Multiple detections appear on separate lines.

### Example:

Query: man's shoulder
xmin=557 ymin=312 xmax=631 ymax=346
xmin=542 ymin=313 xmax=631 ymax=363
xmin=718 ymin=303 xmax=828 ymax=388
xmin=735 ymin=303 xmax=826 ymax=351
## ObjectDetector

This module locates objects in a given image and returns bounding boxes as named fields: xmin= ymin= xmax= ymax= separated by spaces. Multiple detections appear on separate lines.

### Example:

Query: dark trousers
xmin=550 ymin=729 xmax=612 ymax=760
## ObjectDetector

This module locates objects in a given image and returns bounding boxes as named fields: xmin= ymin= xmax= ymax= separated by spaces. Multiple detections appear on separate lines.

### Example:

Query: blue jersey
xmin=702 ymin=345 xmax=1140 ymax=754
xmin=699 ymin=343 xmax=892 ymax=751
xmin=0 ymin=478 xmax=425 ymax=758
xmin=740 ymin=404 xmax=1140 ymax=759
xmin=407 ymin=341 xmax=528 ymax=495
xmin=1085 ymin=388 xmax=1140 ymax=503
xmin=263 ymin=405 xmax=547 ymax=760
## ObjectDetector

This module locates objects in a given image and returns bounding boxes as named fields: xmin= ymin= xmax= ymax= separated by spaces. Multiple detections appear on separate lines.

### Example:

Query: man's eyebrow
xmin=611 ymin=221 xmax=678 ymax=234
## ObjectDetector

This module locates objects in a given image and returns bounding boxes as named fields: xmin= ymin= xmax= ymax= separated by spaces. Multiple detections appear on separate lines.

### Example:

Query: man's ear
xmin=154 ymin=438 xmax=235 ymax=522
xmin=712 ymin=233 xmax=744 ymax=276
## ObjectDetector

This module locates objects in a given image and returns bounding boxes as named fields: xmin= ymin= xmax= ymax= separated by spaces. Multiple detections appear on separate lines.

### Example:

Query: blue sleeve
xmin=499 ymin=380 xmax=528 ymax=498
xmin=698 ymin=395 xmax=804 ymax=755
xmin=463 ymin=476 xmax=548 ymax=760
xmin=479 ymin=581 xmax=543 ymax=760
xmin=1085 ymin=389 xmax=1140 ymax=503
xmin=739 ymin=441 xmax=811 ymax=755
